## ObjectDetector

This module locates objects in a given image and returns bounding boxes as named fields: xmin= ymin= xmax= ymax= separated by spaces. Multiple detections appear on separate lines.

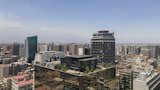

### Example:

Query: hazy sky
xmin=0 ymin=0 xmax=160 ymax=43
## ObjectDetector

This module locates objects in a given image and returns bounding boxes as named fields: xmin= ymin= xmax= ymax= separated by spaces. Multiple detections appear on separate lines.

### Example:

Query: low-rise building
xmin=34 ymin=51 xmax=65 ymax=63
xmin=0 ymin=78 xmax=9 ymax=90
xmin=133 ymin=71 xmax=160 ymax=90
xmin=61 ymin=55 xmax=97 ymax=72
xmin=11 ymin=74 xmax=33 ymax=90
xmin=35 ymin=64 xmax=117 ymax=90
xmin=0 ymin=64 xmax=10 ymax=77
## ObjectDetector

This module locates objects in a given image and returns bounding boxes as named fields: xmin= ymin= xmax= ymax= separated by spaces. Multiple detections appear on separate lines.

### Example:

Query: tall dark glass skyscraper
xmin=91 ymin=30 xmax=115 ymax=63
xmin=25 ymin=36 xmax=38 ymax=63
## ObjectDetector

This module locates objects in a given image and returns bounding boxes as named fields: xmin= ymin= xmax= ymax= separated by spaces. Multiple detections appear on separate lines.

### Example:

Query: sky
xmin=0 ymin=0 xmax=160 ymax=43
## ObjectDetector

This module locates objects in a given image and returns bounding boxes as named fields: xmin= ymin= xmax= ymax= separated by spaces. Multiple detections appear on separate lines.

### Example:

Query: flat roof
xmin=65 ymin=55 xmax=92 ymax=59
xmin=40 ymin=51 xmax=64 ymax=54
xmin=79 ymin=57 xmax=96 ymax=62
xmin=0 ymin=64 xmax=10 ymax=68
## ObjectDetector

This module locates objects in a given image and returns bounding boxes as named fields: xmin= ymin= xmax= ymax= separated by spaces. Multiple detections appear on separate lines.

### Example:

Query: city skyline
xmin=0 ymin=0 xmax=160 ymax=43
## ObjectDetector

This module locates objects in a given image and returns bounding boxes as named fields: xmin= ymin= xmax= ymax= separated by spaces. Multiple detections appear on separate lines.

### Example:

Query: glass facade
xmin=26 ymin=36 xmax=38 ymax=63
xmin=91 ymin=30 xmax=115 ymax=63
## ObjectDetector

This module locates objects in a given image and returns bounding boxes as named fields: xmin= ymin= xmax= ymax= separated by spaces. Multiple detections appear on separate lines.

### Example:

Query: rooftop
xmin=79 ymin=57 xmax=96 ymax=62
xmin=11 ymin=73 xmax=33 ymax=87
xmin=35 ymin=63 xmax=115 ymax=76
xmin=65 ymin=55 xmax=92 ymax=59
xmin=0 ymin=64 xmax=10 ymax=68
xmin=16 ymin=79 xmax=33 ymax=87
xmin=40 ymin=50 xmax=64 ymax=54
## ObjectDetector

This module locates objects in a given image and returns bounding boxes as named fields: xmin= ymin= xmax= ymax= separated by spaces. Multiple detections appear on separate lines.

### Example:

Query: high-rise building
xmin=12 ymin=43 xmax=20 ymax=56
xmin=25 ymin=36 xmax=37 ymax=63
xmin=119 ymin=70 xmax=133 ymax=90
xmin=19 ymin=44 xmax=25 ymax=57
xmin=38 ymin=43 xmax=48 ymax=52
xmin=63 ymin=43 xmax=80 ymax=55
xmin=91 ymin=30 xmax=115 ymax=63
xmin=53 ymin=44 xmax=64 ymax=52
xmin=47 ymin=42 xmax=54 ymax=51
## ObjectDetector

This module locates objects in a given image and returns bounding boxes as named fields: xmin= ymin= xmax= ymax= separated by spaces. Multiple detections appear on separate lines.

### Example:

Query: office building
xmin=91 ymin=30 xmax=115 ymax=63
xmin=47 ymin=42 xmax=54 ymax=51
xmin=78 ymin=44 xmax=90 ymax=55
xmin=61 ymin=55 xmax=97 ymax=72
xmin=0 ymin=55 xmax=18 ymax=64
xmin=63 ymin=43 xmax=81 ymax=55
xmin=38 ymin=43 xmax=48 ymax=52
xmin=53 ymin=44 xmax=64 ymax=52
xmin=19 ymin=44 xmax=25 ymax=57
xmin=78 ymin=47 xmax=90 ymax=55
xmin=119 ymin=70 xmax=133 ymax=90
xmin=12 ymin=43 xmax=20 ymax=56
xmin=25 ymin=36 xmax=38 ymax=63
